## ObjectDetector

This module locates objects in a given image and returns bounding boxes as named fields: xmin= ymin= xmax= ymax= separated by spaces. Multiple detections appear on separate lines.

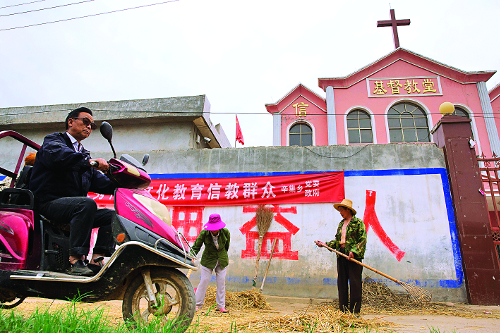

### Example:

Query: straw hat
xmin=333 ymin=199 xmax=357 ymax=215
xmin=203 ymin=214 xmax=226 ymax=231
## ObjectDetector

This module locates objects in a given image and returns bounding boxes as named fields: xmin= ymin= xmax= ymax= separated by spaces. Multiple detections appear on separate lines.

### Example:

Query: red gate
xmin=477 ymin=154 xmax=500 ymax=265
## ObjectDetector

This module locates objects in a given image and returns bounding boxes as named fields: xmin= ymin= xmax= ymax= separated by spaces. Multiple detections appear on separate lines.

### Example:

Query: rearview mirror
xmin=100 ymin=121 xmax=113 ymax=142
xmin=99 ymin=121 xmax=117 ymax=158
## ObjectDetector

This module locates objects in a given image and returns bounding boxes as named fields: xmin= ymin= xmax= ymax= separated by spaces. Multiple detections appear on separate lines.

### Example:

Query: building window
xmin=388 ymin=102 xmax=430 ymax=142
xmin=453 ymin=106 xmax=469 ymax=118
xmin=453 ymin=106 xmax=474 ymax=139
xmin=289 ymin=123 xmax=313 ymax=146
xmin=347 ymin=110 xmax=373 ymax=143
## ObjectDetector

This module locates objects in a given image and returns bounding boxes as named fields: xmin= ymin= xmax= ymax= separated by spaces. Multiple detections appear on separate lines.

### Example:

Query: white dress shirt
xmin=66 ymin=132 xmax=82 ymax=152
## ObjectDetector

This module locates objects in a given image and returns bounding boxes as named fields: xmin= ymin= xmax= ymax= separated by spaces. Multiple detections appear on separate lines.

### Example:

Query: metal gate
xmin=477 ymin=154 xmax=500 ymax=265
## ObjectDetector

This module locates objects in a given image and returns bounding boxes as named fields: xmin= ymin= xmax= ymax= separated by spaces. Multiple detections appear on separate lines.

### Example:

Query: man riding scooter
xmin=29 ymin=107 xmax=116 ymax=276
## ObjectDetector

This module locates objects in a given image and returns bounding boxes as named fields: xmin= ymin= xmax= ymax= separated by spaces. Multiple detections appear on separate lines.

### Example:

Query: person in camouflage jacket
xmin=315 ymin=199 xmax=367 ymax=316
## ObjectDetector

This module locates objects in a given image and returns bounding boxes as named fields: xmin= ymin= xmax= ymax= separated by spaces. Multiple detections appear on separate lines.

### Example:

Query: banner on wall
xmin=90 ymin=171 xmax=344 ymax=207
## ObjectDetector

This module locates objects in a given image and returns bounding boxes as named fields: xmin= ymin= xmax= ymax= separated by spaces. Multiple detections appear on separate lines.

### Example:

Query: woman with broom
xmin=192 ymin=213 xmax=230 ymax=313
xmin=315 ymin=199 xmax=367 ymax=317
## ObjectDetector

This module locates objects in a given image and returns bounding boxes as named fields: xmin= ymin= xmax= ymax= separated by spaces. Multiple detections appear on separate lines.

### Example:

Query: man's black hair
xmin=65 ymin=107 xmax=93 ymax=130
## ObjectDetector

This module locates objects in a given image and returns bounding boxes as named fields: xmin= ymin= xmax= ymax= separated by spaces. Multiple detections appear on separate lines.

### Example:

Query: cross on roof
xmin=377 ymin=9 xmax=410 ymax=49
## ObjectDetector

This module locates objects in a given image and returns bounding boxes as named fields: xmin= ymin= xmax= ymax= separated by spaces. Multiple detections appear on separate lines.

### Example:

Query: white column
xmin=272 ymin=113 xmax=282 ymax=146
xmin=326 ymin=86 xmax=337 ymax=145
xmin=477 ymin=82 xmax=500 ymax=155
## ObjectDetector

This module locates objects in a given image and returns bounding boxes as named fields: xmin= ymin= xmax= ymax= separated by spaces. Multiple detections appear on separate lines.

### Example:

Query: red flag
xmin=236 ymin=115 xmax=244 ymax=145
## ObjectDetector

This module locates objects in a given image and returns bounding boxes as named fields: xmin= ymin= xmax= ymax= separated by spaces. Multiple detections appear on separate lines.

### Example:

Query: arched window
xmin=453 ymin=106 xmax=474 ymax=139
xmin=453 ymin=106 xmax=469 ymax=118
xmin=388 ymin=102 xmax=430 ymax=142
xmin=347 ymin=109 xmax=373 ymax=143
xmin=289 ymin=123 xmax=313 ymax=146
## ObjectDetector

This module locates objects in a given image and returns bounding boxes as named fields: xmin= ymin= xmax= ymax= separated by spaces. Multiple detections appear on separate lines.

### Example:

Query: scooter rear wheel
xmin=0 ymin=296 xmax=25 ymax=309
xmin=122 ymin=267 xmax=195 ymax=331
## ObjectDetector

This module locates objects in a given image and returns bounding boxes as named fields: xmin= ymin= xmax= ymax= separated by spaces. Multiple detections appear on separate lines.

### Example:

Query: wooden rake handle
xmin=259 ymin=238 xmax=278 ymax=293
xmin=321 ymin=244 xmax=401 ymax=285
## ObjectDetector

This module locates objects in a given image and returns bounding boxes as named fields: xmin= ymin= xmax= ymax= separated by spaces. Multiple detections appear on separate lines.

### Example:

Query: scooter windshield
xmin=120 ymin=154 xmax=146 ymax=172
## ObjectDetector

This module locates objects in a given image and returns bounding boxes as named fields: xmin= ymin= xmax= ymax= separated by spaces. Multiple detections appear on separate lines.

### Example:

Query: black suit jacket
xmin=29 ymin=132 xmax=115 ymax=204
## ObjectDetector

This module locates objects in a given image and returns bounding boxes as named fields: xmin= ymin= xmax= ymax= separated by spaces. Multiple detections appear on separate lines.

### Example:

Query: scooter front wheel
xmin=122 ymin=267 xmax=195 ymax=331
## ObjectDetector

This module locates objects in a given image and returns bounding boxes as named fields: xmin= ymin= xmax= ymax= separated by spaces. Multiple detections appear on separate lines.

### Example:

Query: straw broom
xmin=252 ymin=205 xmax=274 ymax=288
xmin=259 ymin=237 xmax=278 ymax=293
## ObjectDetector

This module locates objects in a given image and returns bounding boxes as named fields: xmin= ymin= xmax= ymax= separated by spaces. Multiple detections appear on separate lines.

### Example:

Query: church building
xmin=266 ymin=11 xmax=500 ymax=158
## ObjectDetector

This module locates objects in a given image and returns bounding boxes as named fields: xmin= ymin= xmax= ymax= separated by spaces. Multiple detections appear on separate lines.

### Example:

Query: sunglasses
xmin=73 ymin=117 xmax=97 ymax=130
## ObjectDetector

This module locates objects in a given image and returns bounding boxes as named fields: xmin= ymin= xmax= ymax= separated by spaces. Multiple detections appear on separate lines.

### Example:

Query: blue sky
xmin=1 ymin=0 xmax=499 ymax=147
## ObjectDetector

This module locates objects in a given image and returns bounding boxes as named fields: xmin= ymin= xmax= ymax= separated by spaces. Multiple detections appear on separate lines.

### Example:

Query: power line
xmin=80 ymin=110 xmax=500 ymax=119
xmin=0 ymin=0 xmax=95 ymax=18
xmin=2 ymin=108 xmax=500 ymax=119
xmin=0 ymin=0 xmax=47 ymax=10
xmin=0 ymin=0 xmax=179 ymax=31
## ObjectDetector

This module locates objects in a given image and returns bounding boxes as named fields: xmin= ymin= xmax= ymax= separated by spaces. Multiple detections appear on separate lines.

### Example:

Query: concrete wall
xmin=135 ymin=144 xmax=465 ymax=302
xmin=1 ymin=136 xmax=465 ymax=302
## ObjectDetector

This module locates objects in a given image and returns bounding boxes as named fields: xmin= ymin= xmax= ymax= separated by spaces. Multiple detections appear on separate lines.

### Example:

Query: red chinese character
xmin=240 ymin=205 xmax=299 ymax=260
xmin=171 ymin=207 xmax=205 ymax=244
xmin=363 ymin=190 xmax=405 ymax=261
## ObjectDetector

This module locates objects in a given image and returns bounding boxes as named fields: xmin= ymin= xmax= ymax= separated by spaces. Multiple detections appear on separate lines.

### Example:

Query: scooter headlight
xmin=132 ymin=193 xmax=171 ymax=226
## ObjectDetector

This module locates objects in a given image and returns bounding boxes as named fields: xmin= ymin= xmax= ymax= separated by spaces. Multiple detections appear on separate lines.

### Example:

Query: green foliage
xmin=428 ymin=327 xmax=457 ymax=333
xmin=229 ymin=321 xmax=238 ymax=333
xmin=205 ymin=304 xmax=216 ymax=316
xmin=302 ymin=319 xmax=318 ymax=333
xmin=0 ymin=296 xmax=196 ymax=333
xmin=0 ymin=305 xmax=115 ymax=333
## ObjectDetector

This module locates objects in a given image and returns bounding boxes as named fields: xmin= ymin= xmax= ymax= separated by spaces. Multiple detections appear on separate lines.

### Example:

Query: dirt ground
xmin=266 ymin=296 xmax=500 ymax=333
xmin=5 ymin=295 xmax=500 ymax=333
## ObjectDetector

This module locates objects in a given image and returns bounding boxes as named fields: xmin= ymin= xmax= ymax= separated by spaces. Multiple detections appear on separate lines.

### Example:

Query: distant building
xmin=266 ymin=48 xmax=500 ymax=157
xmin=0 ymin=95 xmax=231 ymax=169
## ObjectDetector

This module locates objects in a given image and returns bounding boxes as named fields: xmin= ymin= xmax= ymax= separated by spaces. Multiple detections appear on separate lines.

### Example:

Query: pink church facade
xmin=490 ymin=83 xmax=500 ymax=138
xmin=266 ymin=48 xmax=500 ymax=157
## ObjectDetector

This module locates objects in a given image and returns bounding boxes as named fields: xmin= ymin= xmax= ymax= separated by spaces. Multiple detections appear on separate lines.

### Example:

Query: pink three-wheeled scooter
xmin=0 ymin=122 xmax=197 ymax=330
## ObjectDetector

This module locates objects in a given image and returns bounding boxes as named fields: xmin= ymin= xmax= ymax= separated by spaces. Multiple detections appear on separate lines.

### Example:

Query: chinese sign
xmin=367 ymin=76 xmax=442 ymax=97
xmin=292 ymin=102 xmax=308 ymax=117
xmin=91 ymin=172 xmax=344 ymax=207
xmin=240 ymin=205 xmax=300 ymax=260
